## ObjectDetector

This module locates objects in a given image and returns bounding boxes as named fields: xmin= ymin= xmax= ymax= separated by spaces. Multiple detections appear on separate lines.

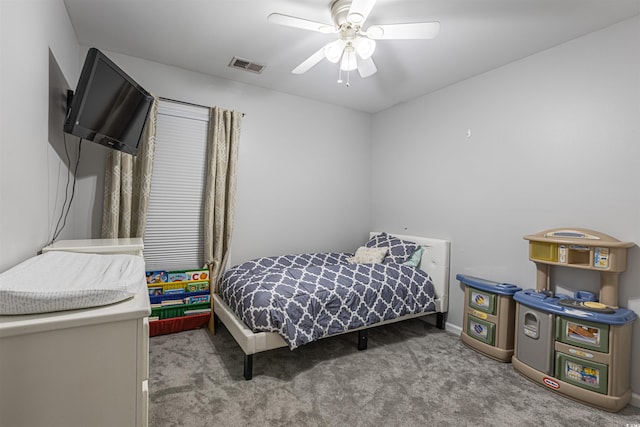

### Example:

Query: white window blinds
xmin=143 ymin=100 xmax=209 ymax=271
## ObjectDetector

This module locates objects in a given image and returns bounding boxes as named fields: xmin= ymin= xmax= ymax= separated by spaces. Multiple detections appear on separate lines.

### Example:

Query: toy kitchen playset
xmin=512 ymin=228 xmax=636 ymax=412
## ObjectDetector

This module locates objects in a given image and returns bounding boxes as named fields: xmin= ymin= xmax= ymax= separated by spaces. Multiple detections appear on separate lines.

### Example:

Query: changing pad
xmin=0 ymin=251 xmax=145 ymax=315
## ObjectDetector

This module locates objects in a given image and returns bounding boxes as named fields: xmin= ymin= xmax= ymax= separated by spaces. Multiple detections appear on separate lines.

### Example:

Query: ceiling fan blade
xmin=268 ymin=13 xmax=335 ymax=34
xmin=357 ymin=56 xmax=377 ymax=78
xmin=292 ymin=47 xmax=326 ymax=74
xmin=367 ymin=22 xmax=440 ymax=40
xmin=348 ymin=0 xmax=376 ymax=25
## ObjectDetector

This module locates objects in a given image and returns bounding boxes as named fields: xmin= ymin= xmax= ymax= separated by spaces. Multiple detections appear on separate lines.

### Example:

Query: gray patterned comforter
xmin=219 ymin=252 xmax=436 ymax=349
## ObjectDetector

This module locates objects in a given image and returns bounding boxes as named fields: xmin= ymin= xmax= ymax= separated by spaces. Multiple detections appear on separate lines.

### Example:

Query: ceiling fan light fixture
xmin=340 ymin=45 xmax=358 ymax=71
xmin=324 ymin=39 xmax=346 ymax=63
xmin=355 ymin=37 xmax=376 ymax=59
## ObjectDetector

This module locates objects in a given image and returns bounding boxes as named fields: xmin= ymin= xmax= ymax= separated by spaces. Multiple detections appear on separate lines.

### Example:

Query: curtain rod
xmin=159 ymin=96 xmax=245 ymax=116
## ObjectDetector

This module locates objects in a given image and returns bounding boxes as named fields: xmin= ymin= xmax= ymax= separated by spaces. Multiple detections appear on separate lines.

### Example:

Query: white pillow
xmin=347 ymin=246 xmax=388 ymax=264
xmin=0 ymin=251 xmax=145 ymax=315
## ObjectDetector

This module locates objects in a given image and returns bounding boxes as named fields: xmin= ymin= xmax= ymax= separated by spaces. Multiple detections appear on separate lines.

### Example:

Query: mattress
xmin=219 ymin=252 xmax=436 ymax=349
xmin=0 ymin=251 xmax=145 ymax=315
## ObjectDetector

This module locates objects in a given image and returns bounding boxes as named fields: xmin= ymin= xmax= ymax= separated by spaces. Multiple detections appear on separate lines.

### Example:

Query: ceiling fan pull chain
xmin=337 ymin=67 xmax=343 ymax=84
xmin=346 ymin=71 xmax=351 ymax=87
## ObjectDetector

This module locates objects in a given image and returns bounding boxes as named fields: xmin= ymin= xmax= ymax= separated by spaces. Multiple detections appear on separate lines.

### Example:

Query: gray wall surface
xmin=371 ymin=15 xmax=640 ymax=398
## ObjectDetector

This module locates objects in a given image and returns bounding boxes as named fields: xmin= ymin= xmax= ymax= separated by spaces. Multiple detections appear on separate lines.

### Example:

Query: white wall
xmin=0 ymin=0 xmax=97 ymax=273
xmin=371 ymin=16 xmax=640 ymax=400
xmin=96 ymin=51 xmax=373 ymax=266
xmin=0 ymin=1 xmax=371 ymax=273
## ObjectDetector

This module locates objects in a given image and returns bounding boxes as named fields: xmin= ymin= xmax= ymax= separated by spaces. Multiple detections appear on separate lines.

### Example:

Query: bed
xmin=212 ymin=232 xmax=450 ymax=380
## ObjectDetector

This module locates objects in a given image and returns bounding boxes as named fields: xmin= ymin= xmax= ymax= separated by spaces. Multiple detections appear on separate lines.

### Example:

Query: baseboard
xmin=419 ymin=315 xmax=462 ymax=336
xmin=631 ymin=392 xmax=640 ymax=408
xmin=445 ymin=322 xmax=462 ymax=336
xmin=419 ymin=314 xmax=462 ymax=336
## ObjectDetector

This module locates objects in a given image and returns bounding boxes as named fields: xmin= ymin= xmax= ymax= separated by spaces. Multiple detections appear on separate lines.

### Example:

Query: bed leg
xmin=357 ymin=330 xmax=368 ymax=351
xmin=208 ymin=314 xmax=219 ymax=335
xmin=213 ymin=314 xmax=220 ymax=329
xmin=436 ymin=312 xmax=446 ymax=330
xmin=244 ymin=354 xmax=253 ymax=380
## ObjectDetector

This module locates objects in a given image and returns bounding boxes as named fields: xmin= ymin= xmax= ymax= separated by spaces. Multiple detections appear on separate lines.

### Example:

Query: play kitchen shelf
xmin=524 ymin=228 xmax=633 ymax=308
xmin=512 ymin=228 xmax=636 ymax=412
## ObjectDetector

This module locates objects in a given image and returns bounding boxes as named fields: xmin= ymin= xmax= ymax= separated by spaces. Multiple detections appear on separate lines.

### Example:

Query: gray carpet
xmin=148 ymin=318 xmax=640 ymax=426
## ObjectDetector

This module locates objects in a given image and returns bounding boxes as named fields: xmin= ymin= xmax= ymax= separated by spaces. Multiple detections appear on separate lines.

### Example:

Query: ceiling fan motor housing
xmin=331 ymin=0 xmax=358 ymax=27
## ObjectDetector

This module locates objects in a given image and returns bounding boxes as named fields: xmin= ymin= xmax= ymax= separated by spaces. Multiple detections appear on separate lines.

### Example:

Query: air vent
xmin=229 ymin=56 xmax=265 ymax=74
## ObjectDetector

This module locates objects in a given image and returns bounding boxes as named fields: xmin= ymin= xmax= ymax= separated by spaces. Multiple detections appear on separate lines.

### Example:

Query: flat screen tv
xmin=64 ymin=48 xmax=153 ymax=155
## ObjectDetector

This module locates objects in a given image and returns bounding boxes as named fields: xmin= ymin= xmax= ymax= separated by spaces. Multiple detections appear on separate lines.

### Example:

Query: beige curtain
xmin=101 ymin=97 xmax=159 ymax=238
xmin=204 ymin=107 xmax=242 ymax=296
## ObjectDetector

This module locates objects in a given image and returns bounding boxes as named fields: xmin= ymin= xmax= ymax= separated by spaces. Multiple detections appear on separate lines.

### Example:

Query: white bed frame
xmin=212 ymin=232 xmax=450 ymax=379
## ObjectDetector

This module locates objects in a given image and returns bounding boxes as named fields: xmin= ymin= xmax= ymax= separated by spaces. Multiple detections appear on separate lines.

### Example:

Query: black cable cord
xmin=52 ymin=137 xmax=82 ymax=242
xmin=47 ymin=134 xmax=73 ymax=246
xmin=47 ymin=135 xmax=82 ymax=246
xmin=52 ymin=138 xmax=82 ymax=242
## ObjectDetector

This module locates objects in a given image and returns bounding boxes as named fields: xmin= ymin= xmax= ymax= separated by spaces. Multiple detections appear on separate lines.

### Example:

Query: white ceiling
xmin=63 ymin=0 xmax=640 ymax=114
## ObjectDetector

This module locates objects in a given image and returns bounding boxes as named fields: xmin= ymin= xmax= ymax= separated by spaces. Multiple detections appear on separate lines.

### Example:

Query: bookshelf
xmin=146 ymin=268 xmax=212 ymax=336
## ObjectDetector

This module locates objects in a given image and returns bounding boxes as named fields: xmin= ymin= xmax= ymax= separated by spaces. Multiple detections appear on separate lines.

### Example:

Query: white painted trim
xmin=631 ymin=392 xmax=640 ymax=408
xmin=445 ymin=322 xmax=462 ymax=336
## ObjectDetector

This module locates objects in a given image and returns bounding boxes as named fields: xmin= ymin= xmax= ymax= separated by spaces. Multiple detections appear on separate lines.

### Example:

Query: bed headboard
xmin=369 ymin=232 xmax=450 ymax=313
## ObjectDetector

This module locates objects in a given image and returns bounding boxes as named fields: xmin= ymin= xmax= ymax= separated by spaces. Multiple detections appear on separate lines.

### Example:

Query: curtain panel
xmin=101 ymin=96 xmax=159 ymax=238
xmin=204 ymin=107 xmax=242 ymax=294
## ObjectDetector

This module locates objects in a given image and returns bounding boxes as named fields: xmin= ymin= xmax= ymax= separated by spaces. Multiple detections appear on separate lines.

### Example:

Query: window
xmin=143 ymin=100 xmax=209 ymax=271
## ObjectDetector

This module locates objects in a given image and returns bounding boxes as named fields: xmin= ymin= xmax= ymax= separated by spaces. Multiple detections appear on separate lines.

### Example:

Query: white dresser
xmin=0 ymin=238 xmax=150 ymax=427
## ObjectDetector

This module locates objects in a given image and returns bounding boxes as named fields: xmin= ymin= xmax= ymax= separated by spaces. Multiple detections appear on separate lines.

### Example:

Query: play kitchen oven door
xmin=554 ymin=316 xmax=610 ymax=394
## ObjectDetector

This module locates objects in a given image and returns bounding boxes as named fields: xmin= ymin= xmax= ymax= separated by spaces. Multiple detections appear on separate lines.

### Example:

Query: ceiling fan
xmin=268 ymin=0 xmax=440 ymax=85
